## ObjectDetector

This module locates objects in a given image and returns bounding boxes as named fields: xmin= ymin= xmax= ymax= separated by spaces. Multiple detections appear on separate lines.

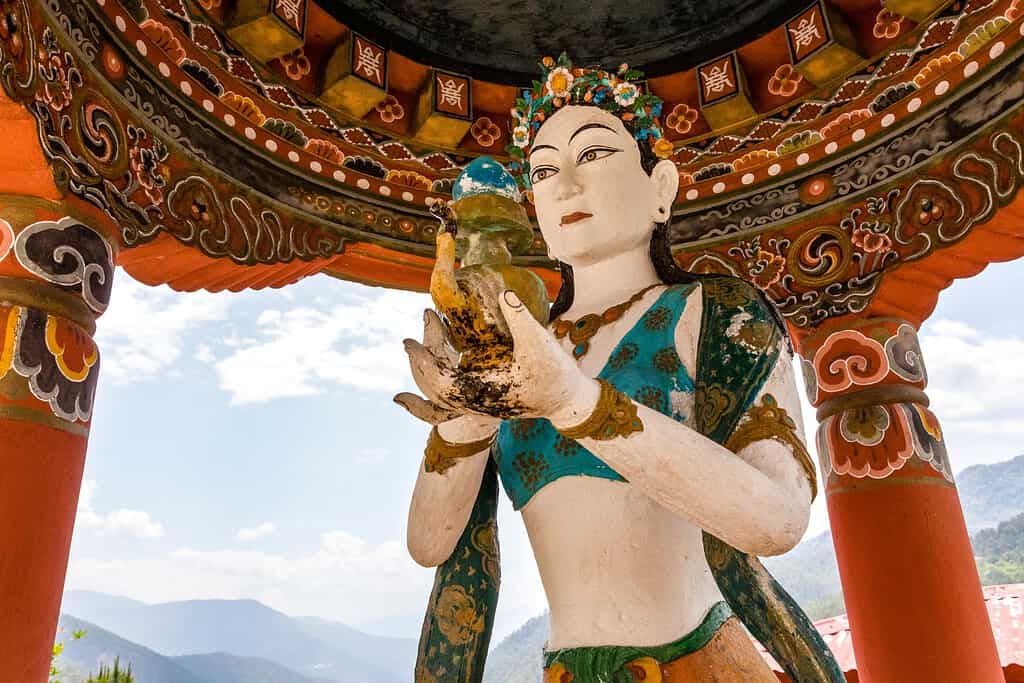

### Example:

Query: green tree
xmin=85 ymin=657 xmax=135 ymax=683
xmin=50 ymin=628 xmax=86 ymax=683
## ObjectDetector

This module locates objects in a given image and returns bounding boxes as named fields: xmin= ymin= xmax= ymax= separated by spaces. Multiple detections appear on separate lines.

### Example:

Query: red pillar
xmin=0 ymin=97 xmax=116 ymax=681
xmin=797 ymin=318 xmax=1003 ymax=683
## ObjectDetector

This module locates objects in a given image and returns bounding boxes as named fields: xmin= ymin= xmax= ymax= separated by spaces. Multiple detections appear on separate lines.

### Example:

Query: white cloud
xmin=235 ymin=522 xmax=276 ymax=542
xmin=66 ymin=529 xmax=431 ymax=626
xmin=76 ymin=480 xmax=164 ymax=539
xmin=96 ymin=271 xmax=231 ymax=384
xmin=213 ymin=289 xmax=428 ymax=404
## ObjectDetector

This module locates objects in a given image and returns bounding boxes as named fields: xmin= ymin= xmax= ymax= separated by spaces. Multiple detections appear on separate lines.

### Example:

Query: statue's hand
xmin=393 ymin=308 xmax=501 ymax=438
xmin=399 ymin=291 xmax=596 ymax=422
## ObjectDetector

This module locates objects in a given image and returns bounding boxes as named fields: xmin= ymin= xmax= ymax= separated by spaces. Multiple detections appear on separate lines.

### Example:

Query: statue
xmin=395 ymin=55 xmax=845 ymax=683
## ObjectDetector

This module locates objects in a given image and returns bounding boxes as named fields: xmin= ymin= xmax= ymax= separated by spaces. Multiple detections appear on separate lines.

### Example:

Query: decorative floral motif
xmin=305 ymin=138 xmax=344 ymax=163
xmin=851 ymin=227 xmax=892 ymax=254
xmin=819 ymin=109 xmax=871 ymax=139
xmin=263 ymin=118 xmax=307 ymax=146
xmin=625 ymin=657 xmax=662 ymax=683
xmin=767 ymin=64 xmax=803 ymax=97
xmin=652 ymin=348 xmax=681 ymax=374
xmin=873 ymin=9 xmax=904 ymax=40
xmin=666 ymin=103 xmax=699 ymax=134
xmin=1007 ymin=0 xmax=1022 ymax=21
xmin=553 ymin=435 xmax=580 ymax=457
xmin=434 ymin=585 xmax=485 ymax=646
xmin=958 ymin=17 xmax=1010 ymax=58
xmin=642 ymin=306 xmax=671 ymax=331
xmin=912 ymin=53 xmax=963 ymax=88
xmin=840 ymin=404 xmax=891 ymax=446
xmin=128 ymin=126 xmax=170 ymax=206
xmin=385 ymin=169 xmax=432 ymax=190
xmin=221 ymin=91 xmax=266 ymax=124
xmin=869 ymin=83 xmax=916 ymax=114
xmin=636 ymin=386 xmax=668 ymax=412
xmin=512 ymin=451 xmax=549 ymax=489
xmin=13 ymin=308 xmax=100 ymax=423
xmin=545 ymin=663 xmax=574 ymax=683
xmin=37 ymin=31 xmax=79 ymax=112
xmin=375 ymin=95 xmax=405 ymax=123
xmin=470 ymin=117 xmax=501 ymax=147
xmin=140 ymin=20 xmax=185 ymax=64
xmin=608 ymin=342 xmax=639 ymax=369
xmin=278 ymin=48 xmax=310 ymax=81
xmin=507 ymin=54 xmax=670 ymax=188
xmin=733 ymin=149 xmax=777 ymax=171
xmin=776 ymin=130 xmax=822 ymax=156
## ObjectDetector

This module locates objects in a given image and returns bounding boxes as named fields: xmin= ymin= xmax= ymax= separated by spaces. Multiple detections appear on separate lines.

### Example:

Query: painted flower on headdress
xmin=653 ymin=137 xmax=675 ymax=159
xmin=512 ymin=125 xmax=530 ymax=149
xmin=613 ymin=82 xmax=639 ymax=107
xmin=546 ymin=67 xmax=574 ymax=98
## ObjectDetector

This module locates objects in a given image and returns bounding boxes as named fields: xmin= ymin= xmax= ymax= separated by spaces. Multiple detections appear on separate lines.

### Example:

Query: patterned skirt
xmin=542 ymin=602 xmax=778 ymax=683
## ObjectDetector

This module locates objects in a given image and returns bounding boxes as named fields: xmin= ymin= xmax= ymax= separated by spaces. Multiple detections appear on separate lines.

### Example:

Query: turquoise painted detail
xmin=492 ymin=283 xmax=697 ymax=510
xmin=452 ymin=156 xmax=521 ymax=202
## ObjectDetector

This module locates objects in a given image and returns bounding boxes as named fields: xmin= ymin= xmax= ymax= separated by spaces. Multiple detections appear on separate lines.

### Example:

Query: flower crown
xmin=505 ymin=54 xmax=674 ymax=189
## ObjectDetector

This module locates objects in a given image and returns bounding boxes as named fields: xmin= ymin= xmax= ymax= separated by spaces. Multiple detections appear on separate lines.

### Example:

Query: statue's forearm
xmin=406 ymin=417 xmax=497 ymax=567
xmin=554 ymin=383 xmax=811 ymax=556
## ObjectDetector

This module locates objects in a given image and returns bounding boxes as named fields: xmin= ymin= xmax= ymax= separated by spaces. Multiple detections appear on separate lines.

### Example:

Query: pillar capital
xmin=794 ymin=317 xmax=952 ymax=488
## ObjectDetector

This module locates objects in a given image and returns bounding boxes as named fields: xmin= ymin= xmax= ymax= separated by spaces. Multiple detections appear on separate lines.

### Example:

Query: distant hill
xmin=60 ymin=591 xmax=411 ymax=683
xmin=959 ymin=454 xmax=1024 ymax=533
xmin=485 ymin=454 xmax=1024 ymax=679
xmin=56 ymin=614 xmax=210 ymax=683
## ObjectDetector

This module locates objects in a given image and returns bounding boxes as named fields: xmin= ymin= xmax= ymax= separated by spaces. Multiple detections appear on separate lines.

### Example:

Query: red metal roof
xmin=761 ymin=584 xmax=1024 ymax=680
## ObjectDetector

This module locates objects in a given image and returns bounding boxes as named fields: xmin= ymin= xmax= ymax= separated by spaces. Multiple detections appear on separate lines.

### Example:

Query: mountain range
xmin=56 ymin=592 xmax=417 ymax=683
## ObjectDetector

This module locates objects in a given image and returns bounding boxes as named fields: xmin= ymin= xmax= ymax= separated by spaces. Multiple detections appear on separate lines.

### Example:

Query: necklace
xmin=552 ymin=284 xmax=661 ymax=359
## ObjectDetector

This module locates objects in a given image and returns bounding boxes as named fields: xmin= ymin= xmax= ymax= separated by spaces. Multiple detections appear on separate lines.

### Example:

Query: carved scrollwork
xmin=123 ymin=175 xmax=346 ymax=264
xmin=13 ymin=217 xmax=114 ymax=314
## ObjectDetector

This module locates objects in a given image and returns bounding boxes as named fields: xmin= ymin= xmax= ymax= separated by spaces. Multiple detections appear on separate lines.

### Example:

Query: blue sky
xmin=62 ymin=258 xmax=1023 ymax=643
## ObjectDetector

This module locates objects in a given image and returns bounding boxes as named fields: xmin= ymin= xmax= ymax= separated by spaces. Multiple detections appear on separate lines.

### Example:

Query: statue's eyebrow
xmin=531 ymin=144 xmax=558 ymax=153
xmin=569 ymin=122 xmax=616 ymax=144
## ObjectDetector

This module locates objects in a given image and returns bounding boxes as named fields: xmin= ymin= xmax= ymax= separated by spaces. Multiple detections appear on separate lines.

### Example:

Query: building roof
xmin=761 ymin=584 xmax=1024 ymax=679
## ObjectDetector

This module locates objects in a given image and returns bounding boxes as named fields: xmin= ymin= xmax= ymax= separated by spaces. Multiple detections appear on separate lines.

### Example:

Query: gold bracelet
xmin=725 ymin=394 xmax=818 ymax=500
xmin=556 ymin=379 xmax=644 ymax=441
xmin=424 ymin=426 xmax=495 ymax=474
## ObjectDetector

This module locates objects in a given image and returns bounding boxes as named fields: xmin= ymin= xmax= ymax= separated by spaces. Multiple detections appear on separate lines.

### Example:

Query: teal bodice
xmin=493 ymin=283 xmax=697 ymax=510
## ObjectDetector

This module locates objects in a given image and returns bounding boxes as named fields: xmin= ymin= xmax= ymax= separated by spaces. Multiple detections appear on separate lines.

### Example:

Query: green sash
xmin=414 ymin=275 xmax=844 ymax=682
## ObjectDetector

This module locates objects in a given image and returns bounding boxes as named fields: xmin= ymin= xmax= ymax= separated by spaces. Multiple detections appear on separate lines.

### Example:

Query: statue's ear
xmin=650 ymin=159 xmax=680 ymax=221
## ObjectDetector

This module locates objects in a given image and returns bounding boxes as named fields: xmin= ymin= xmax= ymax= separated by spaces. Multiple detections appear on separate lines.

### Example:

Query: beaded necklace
xmin=552 ymin=283 xmax=662 ymax=359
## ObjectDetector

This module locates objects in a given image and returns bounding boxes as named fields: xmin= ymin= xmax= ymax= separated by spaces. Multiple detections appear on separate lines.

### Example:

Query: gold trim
xmin=424 ymin=426 xmax=494 ymax=474
xmin=826 ymin=472 xmax=956 ymax=496
xmin=0 ymin=404 xmax=90 ymax=437
xmin=726 ymin=394 xmax=818 ymax=500
xmin=557 ymin=379 xmax=644 ymax=441
xmin=0 ymin=277 xmax=97 ymax=335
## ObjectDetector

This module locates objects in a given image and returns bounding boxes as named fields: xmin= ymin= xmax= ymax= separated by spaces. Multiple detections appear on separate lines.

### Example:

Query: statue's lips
xmin=560 ymin=212 xmax=593 ymax=226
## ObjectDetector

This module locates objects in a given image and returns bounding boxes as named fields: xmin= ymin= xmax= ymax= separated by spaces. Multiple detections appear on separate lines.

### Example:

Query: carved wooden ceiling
xmin=3 ymin=0 xmax=1024 ymax=338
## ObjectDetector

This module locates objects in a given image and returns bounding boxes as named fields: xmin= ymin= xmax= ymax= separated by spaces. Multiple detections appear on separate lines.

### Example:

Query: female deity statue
xmin=396 ymin=56 xmax=843 ymax=683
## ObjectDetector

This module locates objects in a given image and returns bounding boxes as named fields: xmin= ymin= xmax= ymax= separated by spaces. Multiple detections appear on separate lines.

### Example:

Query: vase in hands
xmin=429 ymin=157 xmax=550 ymax=370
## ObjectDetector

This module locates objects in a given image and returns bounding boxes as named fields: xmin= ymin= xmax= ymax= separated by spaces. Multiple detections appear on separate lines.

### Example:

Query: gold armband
xmin=726 ymin=394 xmax=818 ymax=500
xmin=556 ymin=379 xmax=644 ymax=441
xmin=424 ymin=426 xmax=494 ymax=474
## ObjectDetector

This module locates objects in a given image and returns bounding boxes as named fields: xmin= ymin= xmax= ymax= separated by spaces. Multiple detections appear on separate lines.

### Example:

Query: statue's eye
xmin=577 ymin=147 xmax=617 ymax=165
xmin=530 ymin=166 xmax=556 ymax=184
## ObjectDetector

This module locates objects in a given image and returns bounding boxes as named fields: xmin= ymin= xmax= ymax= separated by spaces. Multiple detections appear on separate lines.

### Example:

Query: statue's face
xmin=528 ymin=105 xmax=677 ymax=267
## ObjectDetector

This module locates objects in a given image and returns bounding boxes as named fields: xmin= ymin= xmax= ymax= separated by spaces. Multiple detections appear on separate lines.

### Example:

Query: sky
xmin=61 ymin=257 xmax=1023 ymax=644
